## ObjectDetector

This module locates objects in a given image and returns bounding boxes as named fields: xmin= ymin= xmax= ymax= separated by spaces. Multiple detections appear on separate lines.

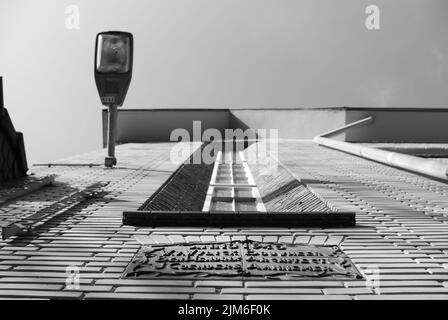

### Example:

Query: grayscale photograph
xmin=1 ymin=0 xmax=448 ymax=311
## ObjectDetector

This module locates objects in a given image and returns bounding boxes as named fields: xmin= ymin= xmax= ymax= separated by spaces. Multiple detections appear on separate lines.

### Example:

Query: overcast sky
xmin=1 ymin=0 xmax=448 ymax=164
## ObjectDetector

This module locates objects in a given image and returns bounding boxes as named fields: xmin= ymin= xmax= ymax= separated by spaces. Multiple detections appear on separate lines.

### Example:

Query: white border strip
xmin=202 ymin=151 xmax=222 ymax=212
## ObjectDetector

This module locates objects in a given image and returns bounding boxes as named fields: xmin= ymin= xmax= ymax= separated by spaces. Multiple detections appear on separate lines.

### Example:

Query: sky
xmin=0 ymin=0 xmax=447 ymax=164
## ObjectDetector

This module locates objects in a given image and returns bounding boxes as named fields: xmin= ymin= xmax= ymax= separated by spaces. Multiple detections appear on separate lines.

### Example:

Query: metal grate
xmin=250 ymin=160 xmax=333 ymax=213
xmin=138 ymin=145 xmax=214 ymax=211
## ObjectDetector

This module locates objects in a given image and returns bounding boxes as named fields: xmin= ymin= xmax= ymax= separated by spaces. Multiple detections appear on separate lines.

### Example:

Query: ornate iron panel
xmin=123 ymin=240 xmax=362 ymax=280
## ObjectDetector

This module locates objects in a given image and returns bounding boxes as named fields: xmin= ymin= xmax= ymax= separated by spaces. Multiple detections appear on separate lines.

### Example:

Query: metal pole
xmin=318 ymin=116 xmax=373 ymax=138
xmin=314 ymin=136 xmax=448 ymax=181
xmin=314 ymin=116 xmax=448 ymax=181
xmin=105 ymin=104 xmax=118 ymax=167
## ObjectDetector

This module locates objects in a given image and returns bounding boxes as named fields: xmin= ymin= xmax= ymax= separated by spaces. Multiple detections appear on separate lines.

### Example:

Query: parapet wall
xmin=102 ymin=107 xmax=448 ymax=145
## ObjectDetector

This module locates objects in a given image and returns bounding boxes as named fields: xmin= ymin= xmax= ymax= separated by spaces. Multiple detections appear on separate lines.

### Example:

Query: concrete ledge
xmin=103 ymin=107 xmax=448 ymax=145
xmin=346 ymin=109 xmax=448 ymax=143
xmin=123 ymin=211 xmax=356 ymax=228
xmin=102 ymin=109 xmax=230 ymax=147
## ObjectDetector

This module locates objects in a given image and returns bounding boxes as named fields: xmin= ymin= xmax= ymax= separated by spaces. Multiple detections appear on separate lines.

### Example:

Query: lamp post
xmin=94 ymin=31 xmax=133 ymax=167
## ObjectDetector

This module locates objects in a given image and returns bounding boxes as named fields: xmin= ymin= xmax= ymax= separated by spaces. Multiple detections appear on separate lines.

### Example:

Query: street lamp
xmin=94 ymin=31 xmax=133 ymax=167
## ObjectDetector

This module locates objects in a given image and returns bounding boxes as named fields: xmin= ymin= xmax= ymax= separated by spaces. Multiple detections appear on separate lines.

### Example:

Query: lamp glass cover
xmin=96 ymin=34 xmax=130 ymax=73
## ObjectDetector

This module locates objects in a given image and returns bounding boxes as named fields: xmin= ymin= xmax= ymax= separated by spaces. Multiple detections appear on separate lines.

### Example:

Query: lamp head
xmin=94 ymin=31 xmax=133 ymax=106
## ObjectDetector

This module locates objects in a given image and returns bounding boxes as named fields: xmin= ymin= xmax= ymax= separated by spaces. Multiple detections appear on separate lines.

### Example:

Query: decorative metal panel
xmin=123 ymin=240 xmax=362 ymax=280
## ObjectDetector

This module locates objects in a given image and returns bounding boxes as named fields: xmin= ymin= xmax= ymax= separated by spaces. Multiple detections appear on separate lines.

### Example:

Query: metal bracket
xmin=1 ymin=181 xmax=108 ymax=240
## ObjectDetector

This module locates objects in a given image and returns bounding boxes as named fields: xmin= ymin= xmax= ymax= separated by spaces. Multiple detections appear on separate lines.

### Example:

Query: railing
xmin=314 ymin=116 xmax=448 ymax=181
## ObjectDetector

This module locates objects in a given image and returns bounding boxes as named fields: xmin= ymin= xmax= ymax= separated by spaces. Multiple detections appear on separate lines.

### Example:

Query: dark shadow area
xmin=0 ymin=77 xmax=28 ymax=182
xmin=139 ymin=144 xmax=215 ymax=212
xmin=299 ymin=179 xmax=332 ymax=185
xmin=0 ymin=175 xmax=54 ymax=205
xmin=104 ymin=109 xmax=231 ymax=146
xmin=229 ymin=111 xmax=260 ymax=141
xmin=261 ymin=180 xmax=302 ymax=203
xmin=103 ymin=108 xmax=264 ymax=146
xmin=3 ymin=180 xmax=110 ymax=246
